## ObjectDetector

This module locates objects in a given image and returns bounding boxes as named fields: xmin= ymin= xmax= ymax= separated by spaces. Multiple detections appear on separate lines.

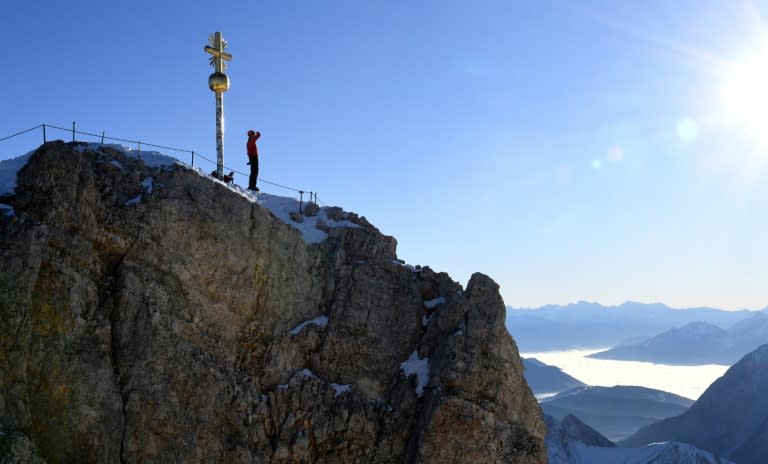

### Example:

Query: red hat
xmin=247 ymin=130 xmax=255 ymax=135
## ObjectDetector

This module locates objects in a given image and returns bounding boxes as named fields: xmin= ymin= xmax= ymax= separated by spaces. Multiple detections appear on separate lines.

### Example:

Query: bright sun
xmin=720 ymin=38 xmax=768 ymax=148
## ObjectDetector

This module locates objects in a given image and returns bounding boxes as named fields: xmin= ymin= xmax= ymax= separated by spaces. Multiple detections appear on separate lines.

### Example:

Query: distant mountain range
xmin=545 ymin=414 xmax=732 ymax=464
xmin=540 ymin=385 xmax=694 ymax=442
xmin=522 ymin=358 xmax=586 ymax=398
xmin=588 ymin=312 xmax=768 ymax=365
xmin=622 ymin=344 xmax=768 ymax=464
xmin=505 ymin=301 xmax=758 ymax=352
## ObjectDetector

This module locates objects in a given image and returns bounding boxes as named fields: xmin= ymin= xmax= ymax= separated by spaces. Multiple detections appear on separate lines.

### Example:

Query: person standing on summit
xmin=246 ymin=130 xmax=261 ymax=191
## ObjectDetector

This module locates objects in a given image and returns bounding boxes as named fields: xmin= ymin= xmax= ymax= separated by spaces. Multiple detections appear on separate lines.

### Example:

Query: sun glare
xmin=720 ymin=37 xmax=768 ymax=148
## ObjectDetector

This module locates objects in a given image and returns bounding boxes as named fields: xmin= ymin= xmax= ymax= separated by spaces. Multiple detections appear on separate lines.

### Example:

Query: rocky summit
xmin=0 ymin=142 xmax=546 ymax=463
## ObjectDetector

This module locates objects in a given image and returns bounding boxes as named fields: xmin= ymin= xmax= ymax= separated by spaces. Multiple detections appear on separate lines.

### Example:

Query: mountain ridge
xmin=588 ymin=312 xmax=768 ymax=365
xmin=541 ymin=385 xmax=693 ymax=442
xmin=622 ymin=344 xmax=768 ymax=463
xmin=506 ymin=301 xmax=758 ymax=351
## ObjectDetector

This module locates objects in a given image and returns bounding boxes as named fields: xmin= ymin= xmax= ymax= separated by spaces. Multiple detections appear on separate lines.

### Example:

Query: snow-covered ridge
xmin=556 ymin=441 xmax=733 ymax=464
xmin=0 ymin=143 xmax=362 ymax=244
xmin=546 ymin=414 xmax=733 ymax=464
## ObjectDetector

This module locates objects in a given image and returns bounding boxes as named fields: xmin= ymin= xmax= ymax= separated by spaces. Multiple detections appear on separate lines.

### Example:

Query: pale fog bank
xmin=522 ymin=349 xmax=729 ymax=400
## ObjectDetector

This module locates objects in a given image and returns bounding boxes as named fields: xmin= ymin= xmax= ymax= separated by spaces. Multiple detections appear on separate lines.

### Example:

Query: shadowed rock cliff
xmin=0 ymin=141 xmax=546 ymax=463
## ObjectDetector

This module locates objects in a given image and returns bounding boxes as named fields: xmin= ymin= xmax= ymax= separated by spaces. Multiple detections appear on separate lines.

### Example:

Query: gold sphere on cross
xmin=208 ymin=72 xmax=230 ymax=92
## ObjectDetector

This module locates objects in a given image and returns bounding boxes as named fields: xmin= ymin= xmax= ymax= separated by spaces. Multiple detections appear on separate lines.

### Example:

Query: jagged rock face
xmin=0 ymin=142 xmax=546 ymax=463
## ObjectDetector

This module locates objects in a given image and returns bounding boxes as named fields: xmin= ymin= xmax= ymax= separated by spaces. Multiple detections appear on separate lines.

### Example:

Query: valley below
xmin=522 ymin=349 xmax=730 ymax=401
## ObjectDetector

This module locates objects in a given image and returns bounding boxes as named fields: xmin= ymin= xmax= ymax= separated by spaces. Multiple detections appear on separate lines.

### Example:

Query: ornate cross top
xmin=205 ymin=32 xmax=232 ymax=73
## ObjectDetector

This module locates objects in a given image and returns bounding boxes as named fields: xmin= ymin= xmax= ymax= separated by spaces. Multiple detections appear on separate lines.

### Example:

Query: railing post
xmin=42 ymin=124 xmax=46 ymax=143
xmin=191 ymin=151 xmax=195 ymax=167
xmin=299 ymin=190 xmax=304 ymax=214
xmin=101 ymin=131 xmax=105 ymax=143
xmin=72 ymin=121 xmax=76 ymax=142
xmin=138 ymin=142 xmax=142 ymax=160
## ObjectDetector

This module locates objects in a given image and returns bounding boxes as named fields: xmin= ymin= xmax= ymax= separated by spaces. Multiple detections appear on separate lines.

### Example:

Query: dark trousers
xmin=248 ymin=157 xmax=259 ymax=189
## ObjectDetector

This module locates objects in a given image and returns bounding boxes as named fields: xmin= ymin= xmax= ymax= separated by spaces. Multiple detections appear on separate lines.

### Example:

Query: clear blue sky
xmin=2 ymin=1 xmax=768 ymax=310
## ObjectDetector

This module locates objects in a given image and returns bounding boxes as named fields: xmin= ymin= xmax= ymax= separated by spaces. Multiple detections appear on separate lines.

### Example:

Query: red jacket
xmin=247 ymin=132 xmax=260 ymax=158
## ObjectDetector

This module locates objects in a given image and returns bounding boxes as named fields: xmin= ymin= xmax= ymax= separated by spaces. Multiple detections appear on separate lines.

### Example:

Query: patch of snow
xmin=400 ymin=351 xmax=431 ymax=397
xmin=331 ymin=383 xmax=352 ymax=398
xmin=421 ymin=314 xmax=432 ymax=327
xmin=1 ymin=144 xmax=360 ymax=246
xmin=141 ymin=177 xmax=154 ymax=193
xmin=277 ymin=368 xmax=321 ymax=391
xmin=452 ymin=329 xmax=464 ymax=337
xmin=0 ymin=204 xmax=14 ymax=216
xmin=300 ymin=368 xmax=319 ymax=380
xmin=546 ymin=415 xmax=734 ymax=464
xmin=424 ymin=297 xmax=446 ymax=309
xmin=247 ymin=191 xmax=360 ymax=244
xmin=289 ymin=315 xmax=329 ymax=335
xmin=1 ymin=144 xmax=179 ymax=198
xmin=391 ymin=259 xmax=417 ymax=272
xmin=125 ymin=194 xmax=142 ymax=207
xmin=82 ymin=143 xmax=179 ymax=168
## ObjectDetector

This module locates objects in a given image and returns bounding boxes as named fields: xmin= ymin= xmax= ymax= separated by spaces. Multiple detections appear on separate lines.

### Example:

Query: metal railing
xmin=1 ymin=123 xmax=325 ymax=209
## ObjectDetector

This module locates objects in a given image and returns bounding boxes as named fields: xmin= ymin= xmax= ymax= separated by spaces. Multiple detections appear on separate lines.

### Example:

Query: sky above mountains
xmin=2 ymin=1 xmax=768 ymax=310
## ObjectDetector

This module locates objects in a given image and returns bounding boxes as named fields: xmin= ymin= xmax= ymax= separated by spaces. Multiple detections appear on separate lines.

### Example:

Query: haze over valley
xmin=514 ymin=301 xmax=767 ymax=463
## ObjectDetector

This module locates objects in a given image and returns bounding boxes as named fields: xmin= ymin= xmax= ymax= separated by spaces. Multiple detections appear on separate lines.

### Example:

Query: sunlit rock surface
xmin=0 ymin=142 xmax=546 ymax=463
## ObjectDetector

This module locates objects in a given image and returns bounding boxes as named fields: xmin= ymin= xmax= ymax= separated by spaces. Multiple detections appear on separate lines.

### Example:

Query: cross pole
xmin=204 ymin=32 xmax=232 ymax=178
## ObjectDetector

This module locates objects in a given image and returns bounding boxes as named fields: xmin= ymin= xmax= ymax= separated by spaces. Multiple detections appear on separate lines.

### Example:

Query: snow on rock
xmin=1 ymin=144 xmax=176 ymax=198
xmin=546 ymin=412 xmax=733 ymax=464
xmin=424 ymin=297 xmax=445 ymax=309
xmin=74 ymin=143 xmax=179 ymax=169
xmin=277 ymin=368 xmax=321 ymax=390
xmin=550 ymin=435 xmax=732 ymax=464
xmin=289 ymin=315 xmax=329 ymax=336
xmin=0 ymin=143 xmax=363 ymax=246
xmin=203 ymin=180 xmax=363 ymax=244
xmin=254 ymin=192 xmax=362 ymax=244
xmin=330 ymin=383 xmax=352 ymax=398
xmin=400 ymin=351 xmax=430 ymax=397
xmin=141 ymin=176 xmax=154 ymax=193
xmin=300 ymin=368 xmax=319 ymax=380
xmin=125 ymin=195 xmax=142 ymax=207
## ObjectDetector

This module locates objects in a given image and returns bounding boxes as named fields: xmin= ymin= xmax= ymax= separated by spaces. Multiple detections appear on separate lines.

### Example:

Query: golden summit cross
xmin=205 ymin=32 xmax=232 ymax=73
xmin=203 ymin=31 xmax=232 ymax=178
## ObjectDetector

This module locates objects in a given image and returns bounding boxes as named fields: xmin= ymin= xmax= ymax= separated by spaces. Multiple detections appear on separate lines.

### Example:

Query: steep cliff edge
xmin=0 ymin=141 xmax=546 ymax=463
